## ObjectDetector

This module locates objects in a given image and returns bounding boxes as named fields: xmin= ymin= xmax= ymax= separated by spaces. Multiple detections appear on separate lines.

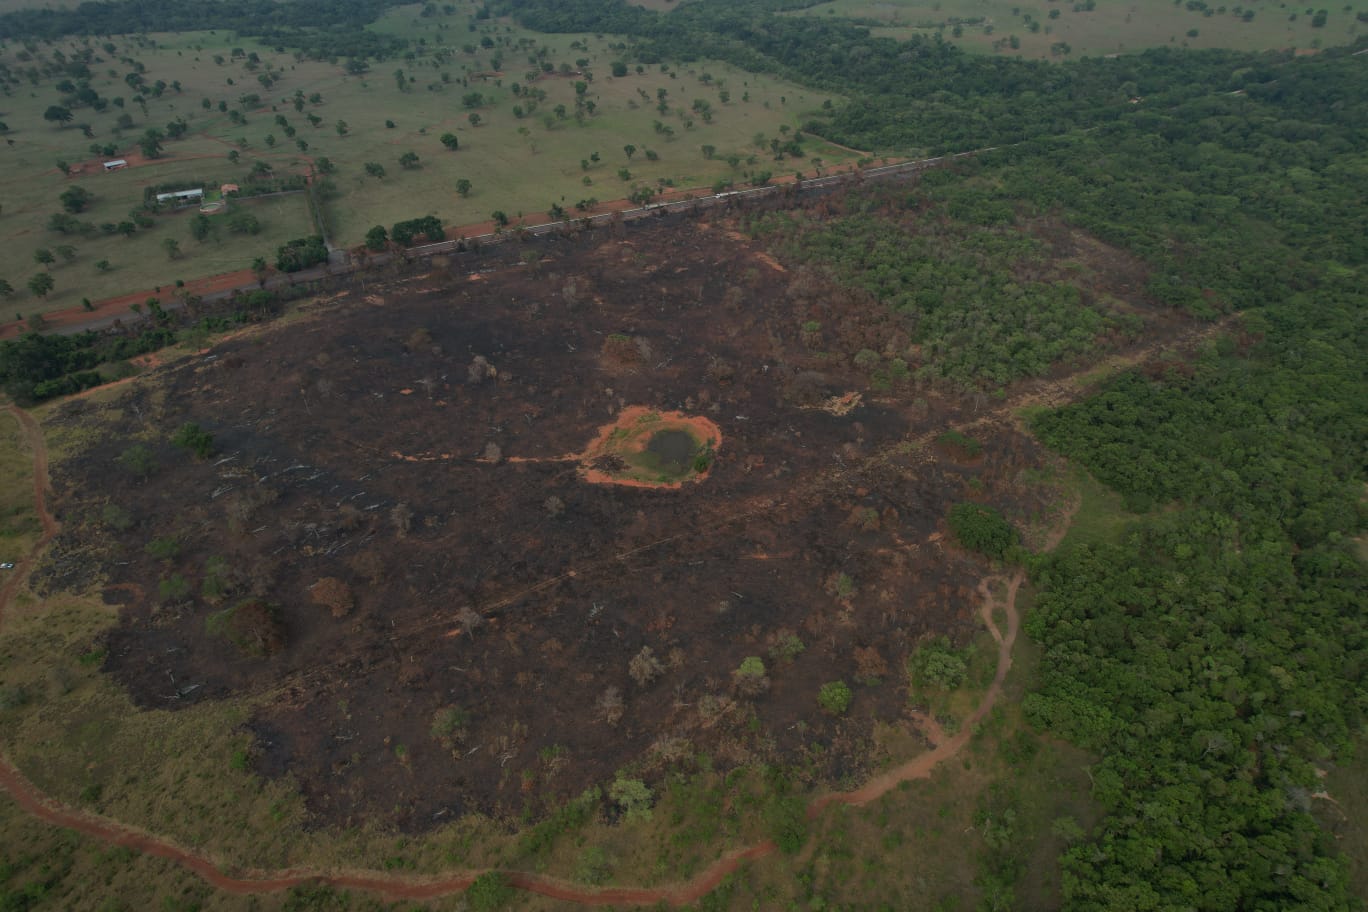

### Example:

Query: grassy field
xmin=789 ymin=0 xmax=1366 ymax=58
xmin=0 ymin=0 xmax=848 ymax=317
xmin=0 ymin=414 xmax=39 ymax=567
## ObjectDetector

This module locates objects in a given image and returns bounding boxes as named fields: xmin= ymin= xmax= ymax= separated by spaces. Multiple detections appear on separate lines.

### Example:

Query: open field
xmin=0 ymin=1 xmax=849 ymax=315
xmin=789 ymin=0 xmax=1367 ymax=57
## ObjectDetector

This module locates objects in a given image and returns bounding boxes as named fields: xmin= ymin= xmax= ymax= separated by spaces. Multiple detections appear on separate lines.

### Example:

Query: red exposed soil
xmin=576 ymin=406 xmax=722 ymax=488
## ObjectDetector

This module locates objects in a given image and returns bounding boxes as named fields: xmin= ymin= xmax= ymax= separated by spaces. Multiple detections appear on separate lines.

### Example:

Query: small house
xmin=103 ymin=159 xmax=128 ymax=171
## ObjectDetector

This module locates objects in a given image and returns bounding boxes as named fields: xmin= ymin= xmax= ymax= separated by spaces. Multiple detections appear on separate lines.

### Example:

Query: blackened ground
xmin=44 ymin=201 xmax=1183 ymax=831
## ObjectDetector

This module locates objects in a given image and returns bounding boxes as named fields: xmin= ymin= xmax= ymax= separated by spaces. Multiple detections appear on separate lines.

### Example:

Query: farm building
xmin=156 ymin=188 xmax=204 ymax=207
xmin=103 ymin=159 xmax=128 ymax=171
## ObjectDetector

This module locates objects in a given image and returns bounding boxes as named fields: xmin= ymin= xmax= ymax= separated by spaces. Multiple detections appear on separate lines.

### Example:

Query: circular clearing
xmin=579 ymin=407 xmax=722 ymax=488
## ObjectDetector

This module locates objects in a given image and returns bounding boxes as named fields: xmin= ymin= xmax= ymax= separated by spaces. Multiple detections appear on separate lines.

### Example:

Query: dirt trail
xmin=0 ymin=391 xmax=1063 ymax=904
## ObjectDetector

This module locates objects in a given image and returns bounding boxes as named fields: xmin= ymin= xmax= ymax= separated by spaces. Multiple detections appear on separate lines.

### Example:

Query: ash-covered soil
xmin=44 ymin=205 xmax=1160 ymax=831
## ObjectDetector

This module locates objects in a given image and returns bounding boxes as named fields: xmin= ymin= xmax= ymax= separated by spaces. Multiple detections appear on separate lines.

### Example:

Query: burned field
xmin=42 ymin=191 xmax=1181 ymax=832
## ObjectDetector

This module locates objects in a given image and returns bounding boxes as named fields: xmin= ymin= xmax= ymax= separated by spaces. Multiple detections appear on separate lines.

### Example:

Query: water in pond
xmin=646 ymin=429 xmax=699 ymax=472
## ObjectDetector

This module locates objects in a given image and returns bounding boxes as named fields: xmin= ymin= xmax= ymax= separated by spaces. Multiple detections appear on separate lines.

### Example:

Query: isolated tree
xmin=28 ymin=273 xmax=54 ymax=298
xmin=701 ymin=144 xmax=716 ymax=160
xmin=139 ymin=128 xmax=164 ymax=159
xmin=467 ymin=112 xmax=481 ymax=127
xmin=364 ymin=225 xmax=388 ymax=250
xmin=33 ymin=249 xmax=55 ymax=268
xmin=163 ymin=238 xmax=181 ymax=259
xmin=398 ymin=151 xmax=420 ymax=170
xmin=335 ymin=120 xmax=349 ymax=136
xmin=0 ymin=279 xmax=13 ymax=299
xmin=314 ymin=156 xmax=336 ymax=175
xmin=44 ymin=105 xmax=73 ymax=125
xmin=490 ymin=210 xmax=509 ymax=228
xmin=117 ymin=444 xmax=157 ymax=478
xmin=116 ymin=221 xmax=137 ymax=238
xmin=440 ymin=132 xmax=459 ymax=151
xmin=95 ymin=260 xmax=111 ymax=272
xmin=548 ymin=202 xmax=565 ymax=220
xmin=190 ymin=214 xmax=212 ymax=242
xmin=59 ymin=186 xmax=92 ymax=213
xmin=623 ymin=143 xmax=636 ymax=160
xmin=227 ymin=149 xmax=240 ymax=164
xmin=251 ymin=256 xmax=268 ymax=284
xmin=171 ymin=422 xmax=215 ymax=459
xmin=455 ymin=178 xmax=472 ymax=197
xmin=55 ymin=159 xmax=71 ymax=176
xmin=55 ymin=245 xmax=76 ymax=263
xmin=364 ymin=162 xmax=386 ymax=179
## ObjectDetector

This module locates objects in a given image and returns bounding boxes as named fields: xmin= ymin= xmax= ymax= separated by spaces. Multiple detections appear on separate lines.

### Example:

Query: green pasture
xmin=0 ymin=1 xmax=847 ymax=316
xmin=789 ymin=0 xmax=1366 ymax=58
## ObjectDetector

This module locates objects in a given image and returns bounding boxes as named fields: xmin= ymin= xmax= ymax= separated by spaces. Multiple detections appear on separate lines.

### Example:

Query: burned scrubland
xmin=42 ymin=187 xmax=1186 ymax=830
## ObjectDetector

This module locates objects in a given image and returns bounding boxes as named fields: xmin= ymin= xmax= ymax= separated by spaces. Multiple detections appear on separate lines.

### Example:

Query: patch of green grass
xmin=1318 ymin=737 xmax=1368 ymax=899
xmin=1054 ymin=466 xmax=1137 ymax=555
xmin=0 ymin=415 xmax=40 ymax=560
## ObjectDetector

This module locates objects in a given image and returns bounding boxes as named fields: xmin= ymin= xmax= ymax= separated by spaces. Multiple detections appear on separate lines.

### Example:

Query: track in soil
xmin=0 ymin=398 xmax=1058 ymax=907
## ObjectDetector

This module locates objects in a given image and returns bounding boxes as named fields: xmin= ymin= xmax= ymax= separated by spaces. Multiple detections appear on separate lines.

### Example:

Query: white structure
xmin=103 ymin=159 xmax=128 ymax=171
xmin=156 ymin=188 xmax=204 ymax=207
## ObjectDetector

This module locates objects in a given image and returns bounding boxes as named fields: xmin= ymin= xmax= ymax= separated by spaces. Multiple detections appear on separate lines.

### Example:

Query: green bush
xmin=158 ymin=573 xmax=191 ymax=601
xmin=171 ymin=422 xmax=215 ymax=459
xmin=608 ymin=777 xmax=653 ymax=823
xmin=466 ymin=872 xmax=514 ymax=911
xmin=947 ymin=502 xmax=1018 ymax=559
xmin=818 ymin=680 xmax=853 ymax=715
xmin=908 ymin=636 xmax=968 ymax=690
xmin=736 ymin=656 xmax=765 ymax=678
xmin=769 ymin=633 xmax=805 ymax=663
xmin=145 ymin=535 xmax=181 ymax=560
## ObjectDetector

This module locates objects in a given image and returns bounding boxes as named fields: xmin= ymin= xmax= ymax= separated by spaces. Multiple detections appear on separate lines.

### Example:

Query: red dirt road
xmin=0 ymin=401 xmax=1053 ymax=905
xmin=2 ymin=157 xmax=878 ymax=342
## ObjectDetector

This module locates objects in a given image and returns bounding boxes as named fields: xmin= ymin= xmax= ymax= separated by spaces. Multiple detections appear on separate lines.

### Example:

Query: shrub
xmin=818 ymin=680 xmax=853 ymax=715
xmin=145 ymin=535 xmax=181 ymax=560
xmin=737 ymin=656 xmax=765 ymax=678
xmin=628 ymin=646 xmax=664 ymax=686
xmin=908 ymin=637 xmax=969 ymax=690
xmin=947 ymin=502 xmax=1018 ymax=559
xmin=171 ymin=422 xmax=215 ymax=458
xmin=609 ymin=777 xmax=653 ymax=823
xmin=275 ymin=235 xmax=328 ymax=272
xmin=206 ymin=600 xmax=286 ymax=657
xmin=158 ymin=573 xmax=191 ymax=601
xmin=430 ymin=706 xmax=469 ymax=744
xmin=466 ymin=872 xmax=514 ymax=911
xmin=769 ymin=632 xmax=805 ymax=663
xmin=117 ymin=444 xmax=157 ymax=477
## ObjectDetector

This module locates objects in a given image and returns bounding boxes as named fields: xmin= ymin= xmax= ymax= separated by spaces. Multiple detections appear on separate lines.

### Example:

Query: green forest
xmin=743 ymin=28 xmax=1366 ymax=912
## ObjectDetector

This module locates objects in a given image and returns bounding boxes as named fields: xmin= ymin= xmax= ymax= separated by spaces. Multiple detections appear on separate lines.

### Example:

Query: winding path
xmin=0 ymin=403 xmax=1059 ymax=905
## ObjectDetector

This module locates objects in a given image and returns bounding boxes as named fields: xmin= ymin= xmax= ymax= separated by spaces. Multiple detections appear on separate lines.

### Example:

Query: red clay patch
xmin=577 ymin=406 xmax=721 ymax=489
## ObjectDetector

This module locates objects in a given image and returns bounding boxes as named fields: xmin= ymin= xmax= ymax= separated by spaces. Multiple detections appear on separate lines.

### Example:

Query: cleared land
xmin=0 ymin=179 xmax=1218 ymax=907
